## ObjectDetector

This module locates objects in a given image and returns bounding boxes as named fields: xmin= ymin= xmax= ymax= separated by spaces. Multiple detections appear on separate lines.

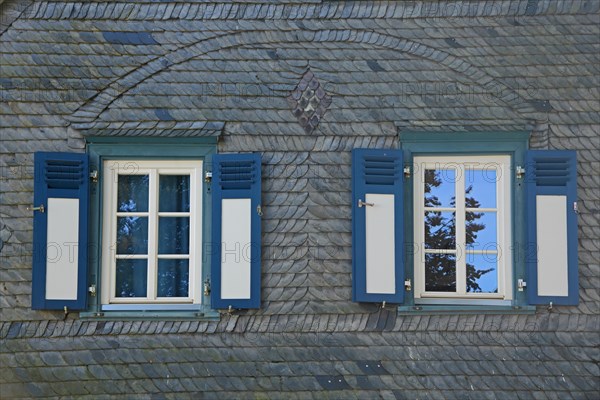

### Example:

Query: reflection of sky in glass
xmin=466 ymin=253 xmax=498 ymax=293
xmin=466 ymin=212 xmax=497 ymax=250
xmin=116 ymin=259 xmax=147 ymax=297
xmin=159 ymin=175 xmax=190 ymax=212
xmin=465 ymin=169 xmax=496 ymax=208
xmin=118 ymin=175 xmax=149 ymax=212
xmin=425 ymin=169 xmax=455 ymax=208
xmin=425 ymin=211 xmax=456 ymax=249
xmin=158 ymin=259 xmax=189 ymax=297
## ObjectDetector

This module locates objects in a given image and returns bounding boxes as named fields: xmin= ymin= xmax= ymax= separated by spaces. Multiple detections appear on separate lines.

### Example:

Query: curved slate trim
xmin=68 ymin=29 xmax=536 ymax=126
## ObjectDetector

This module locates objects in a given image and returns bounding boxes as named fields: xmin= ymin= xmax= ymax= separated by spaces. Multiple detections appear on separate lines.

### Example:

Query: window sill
xmin=397 ymin=304 xmax=536 ymax=315
xmin=79 ymin=309 xmax=221 ymax=321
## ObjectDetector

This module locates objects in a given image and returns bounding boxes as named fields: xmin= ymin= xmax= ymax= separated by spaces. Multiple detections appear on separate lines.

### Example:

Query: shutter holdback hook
xmin=358 ymin=200 xmax=374 ymax=207
xmin=27 ymin=204 xmax=45 ymax=213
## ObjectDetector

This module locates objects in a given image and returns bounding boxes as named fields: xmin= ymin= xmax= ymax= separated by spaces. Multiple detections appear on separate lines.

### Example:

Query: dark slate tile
xmin=444 ymin=38 xmax=463 ymax=48
xmin=526 ymin=0 xmax=539 ymax=16
xmin=102 ymin=31 xmax=159 ymax=46
xmin=6 ymin=322 xmax=21 ymax=339
xmin=366 ymin=60 xmax=386 ymax=72
xmin=357 ymin=360 xmax=390 ymax=375
xmin=316 ymin=375 xmax=351 ymax=390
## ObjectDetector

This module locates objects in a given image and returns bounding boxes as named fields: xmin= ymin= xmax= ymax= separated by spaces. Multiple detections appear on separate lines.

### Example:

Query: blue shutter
xmin=211 ymin=153 xmax=262 ymax=309
xmin=352 ymin=149 xmax=404 ymax=303
xmin=526 ymin=150 xmax=578 ymax=305
xmin=32 ymin=152 xmax=89 ymax=310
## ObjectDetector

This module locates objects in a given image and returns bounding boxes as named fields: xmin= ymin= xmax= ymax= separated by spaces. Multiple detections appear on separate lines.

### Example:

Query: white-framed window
xmin=101 ymin=160 xmax=203 ymax=306
xmin=413 ymin=155 xmax=513 ymax=302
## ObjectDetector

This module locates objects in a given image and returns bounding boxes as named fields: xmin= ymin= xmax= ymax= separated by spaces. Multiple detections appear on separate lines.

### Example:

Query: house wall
xmin=1 ymin=1 xmax=598 ymax=398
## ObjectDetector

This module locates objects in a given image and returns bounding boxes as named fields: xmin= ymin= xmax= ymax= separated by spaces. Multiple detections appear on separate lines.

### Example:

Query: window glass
xmin=415 ymin=155 xmax=510 ymax=300
xmin=102 ymin=160 xmax=202 ymax=305
xmin=159 ymin=175 xmax=190 ymax=212
xmin=158 ymin=217 xmax=190 ymax=254
xmin=465 ymin=168 xmax=496 ymax=208
xmin=115 ymin=259 xmax=148 ymax=297
xmin=466 ymin=212 xmax=497 ymax=251
xmin=116 ymin=216 xmax=149 ymax=254
xmin=158 ymin=259 xmax=189 ymax=297
xmin=467 ymin=253 xmax=498 ymax=293
xmin=424 ymin=169 xmax=455 ymax=208
xmin=117 ymin=175 xmax=149 ymax=212
xmin=425 ymin=253 xmax=456 ymax=292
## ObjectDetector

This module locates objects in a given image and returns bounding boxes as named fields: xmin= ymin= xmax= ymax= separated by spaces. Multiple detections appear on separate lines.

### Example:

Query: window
xmin=413 ymin=155 xmax=512 ymax=303
xmin=101 ymin=160 xmax=203 ymax=307
xmin=351 ymin=132 xmax=579 ymax=312
xmin=30 ymin=140 xmax=264 ymax=318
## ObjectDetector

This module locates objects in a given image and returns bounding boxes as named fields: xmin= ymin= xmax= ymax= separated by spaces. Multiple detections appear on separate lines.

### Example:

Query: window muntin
xmin=413 ymin=155 xmax=512 ymax=300
xmin=101 ymin=160 xmax=203 ymax=305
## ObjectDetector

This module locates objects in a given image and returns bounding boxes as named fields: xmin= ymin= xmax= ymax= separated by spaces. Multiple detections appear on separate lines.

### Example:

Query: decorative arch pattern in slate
xmin=69 ymin=29 xmax=544 ymax=129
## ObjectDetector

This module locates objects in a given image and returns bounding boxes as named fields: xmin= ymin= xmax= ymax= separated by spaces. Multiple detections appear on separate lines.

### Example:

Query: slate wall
xmin=1 ymin=1 xmax=598 ymax=398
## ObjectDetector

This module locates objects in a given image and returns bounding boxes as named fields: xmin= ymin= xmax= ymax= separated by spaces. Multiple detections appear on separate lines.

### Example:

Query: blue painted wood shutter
xmin=526 ymin=150 xmax=579 ymax=305
xmin=352 ymin=149 xmax=404 ymax=303
xmin=32 ymin=152 xmax=89 ymax=310
xmin=211 ymin=153 xmax=262 ymax=309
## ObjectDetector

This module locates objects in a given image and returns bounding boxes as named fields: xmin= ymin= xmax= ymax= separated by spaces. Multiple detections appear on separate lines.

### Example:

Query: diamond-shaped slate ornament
xmin=288 ymin=70 xmax=331 ymax=134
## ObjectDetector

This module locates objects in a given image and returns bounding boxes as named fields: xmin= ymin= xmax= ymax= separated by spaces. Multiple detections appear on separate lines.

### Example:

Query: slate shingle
xmin=1 ymin=0 xmax=599 ymax=398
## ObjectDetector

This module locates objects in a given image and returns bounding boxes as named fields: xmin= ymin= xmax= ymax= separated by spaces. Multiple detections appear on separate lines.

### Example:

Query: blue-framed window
xmin=351 ymin=131 xmax=579 ymax=313
xmin=31 ymin=137 xmax=264 ymax=319
xmin=84 ymin=138 xmax=218 ymax=319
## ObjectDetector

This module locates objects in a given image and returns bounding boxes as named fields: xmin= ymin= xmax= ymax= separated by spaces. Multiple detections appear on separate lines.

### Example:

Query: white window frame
xmin=101 ymin=160 xmax=203 ymax=306
xmin=413 ymin=155 xmax=513 ymax=302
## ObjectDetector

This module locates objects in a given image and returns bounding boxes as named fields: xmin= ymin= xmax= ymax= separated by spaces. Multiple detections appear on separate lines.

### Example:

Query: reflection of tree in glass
xmin=157 ymin=260 xmax=189 ymax=297
xmin=424 ymin=170 xmax=493 ymax=292
xmin=117 ymin=216 xmax=147 ymax=254
xmin=118 ymin=175 xmax=149 ymax=212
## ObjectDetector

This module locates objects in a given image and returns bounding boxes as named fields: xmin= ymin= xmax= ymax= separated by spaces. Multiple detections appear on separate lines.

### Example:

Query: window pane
xmin=159 ymin=175 xmax=190 ymax=212
xmin=425 ymin=253 xmax=456 ymax=292
xmin=157 ymin=259 xmax=189 ymax=297
xmin=158 ymin=217 xmax=190 ymax=254
xmin=117 ymin=175 xmax=149 ymax=212
xmin=424 ymin=211 xmax=456 ymax=249
xmin=424 ymin=169 xmax=455 ymax=208
xmin=466 ymin=212 xmax=497 ymax=251
xmin=465 ymin=169 xmax=496 ymax=208
xmin=115 ymin=259 xmax=147 ymax=297
xmin=466 ymin=253 xmax=498 ymax=293
xmin=117 ymin=217 xmax=148 ymax=254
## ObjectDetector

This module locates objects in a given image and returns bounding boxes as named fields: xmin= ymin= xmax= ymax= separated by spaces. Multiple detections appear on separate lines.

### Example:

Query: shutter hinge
xmin=89 ymin=170 xmax=98 ymax=183
xmin=203 ymin=278 xmax=211 ymax=296
xmin=204 ymin=171 xmax=212 ymax=183
xmin=88 ymin=284 xmax=96 ymax=296
xmin=518 ymin=279 xmax=527 ymax=291
xmin=516 ymin=166 xmax=525 ymax=179
xmin=573 ymin=201 xmax=579 ymax=214
xmin=403 ymin=166 xmax=411 ymax=178
xmin=257 ymin=204 xmax=263 ymax=216
xmin=405 ymin=279 xmax=412 ymax=291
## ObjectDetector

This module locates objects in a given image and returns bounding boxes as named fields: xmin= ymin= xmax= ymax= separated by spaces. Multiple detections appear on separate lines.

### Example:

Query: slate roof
xmin=1 ymin=0 xmax=599 ymax=398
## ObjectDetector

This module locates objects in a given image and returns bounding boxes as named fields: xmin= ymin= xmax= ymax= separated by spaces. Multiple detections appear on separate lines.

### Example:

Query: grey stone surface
xmin=1 ymin=0 xmax=599 ymax=398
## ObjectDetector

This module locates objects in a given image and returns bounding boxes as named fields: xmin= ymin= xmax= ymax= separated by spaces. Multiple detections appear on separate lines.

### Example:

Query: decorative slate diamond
xmin=287 ymin=70 xmax=332 ymax=134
